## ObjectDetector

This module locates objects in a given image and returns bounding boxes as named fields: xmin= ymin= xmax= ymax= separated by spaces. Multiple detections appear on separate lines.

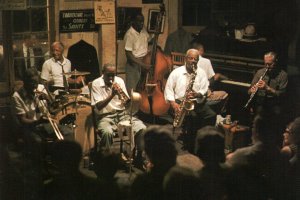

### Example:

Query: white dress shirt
xmin=40 ymin=57 xmax=71 ymax=87
xmin=197 ymin=55 xmax=215 ymax=79
xmin=11 ymin=84 xmax=48 ymax=121
xmin=164 ymin=65 xmax=209 ymax=103
xmin=124 ymin=26 xmax=150 ymax=58
xmin=91 ymin=76 xmax=129 ymax=115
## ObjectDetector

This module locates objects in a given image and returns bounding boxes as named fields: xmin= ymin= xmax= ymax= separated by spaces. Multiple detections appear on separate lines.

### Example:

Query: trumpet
xmin=35 ymin=93 xmax=64 ymax=140
xmin=111 ymin=81 xmax=130 ymax=106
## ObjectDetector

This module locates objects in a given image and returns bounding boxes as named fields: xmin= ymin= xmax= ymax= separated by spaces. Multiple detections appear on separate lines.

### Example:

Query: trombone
xmin=36 ymin=93 xmax=64 ymax=140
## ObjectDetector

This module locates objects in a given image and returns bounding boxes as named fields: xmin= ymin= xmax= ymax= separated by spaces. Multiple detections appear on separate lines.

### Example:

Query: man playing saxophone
xmin=164 ymin=49 xmax=216 ymax=152
xmin=90 ymin=63 xmax=146 ymax=169
xmin=11 ymin=68 xmax=73 ymax=160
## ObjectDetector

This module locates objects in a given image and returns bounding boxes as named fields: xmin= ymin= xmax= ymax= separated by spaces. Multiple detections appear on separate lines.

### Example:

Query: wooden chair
xmin=171 ymin=52 xmax=185 ymax=70
xmin=88 ymin=82 xmax=131 ymax=155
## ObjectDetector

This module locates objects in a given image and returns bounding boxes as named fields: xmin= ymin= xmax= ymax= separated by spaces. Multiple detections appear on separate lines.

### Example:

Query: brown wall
xmin=56 ymin=0 xmax=179 ymax=75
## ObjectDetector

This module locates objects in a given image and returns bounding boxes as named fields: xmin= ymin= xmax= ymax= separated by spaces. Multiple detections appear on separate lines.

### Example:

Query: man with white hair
xmin=164 ymin=48 xmax=216 ymax=152
xmin=41 ymin=41 xmax=82 ymax=93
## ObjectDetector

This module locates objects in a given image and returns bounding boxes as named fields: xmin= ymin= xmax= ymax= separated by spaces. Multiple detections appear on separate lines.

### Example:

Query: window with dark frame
xmin=181 ymin=0 xmax=211 ymax=26
xmin=11 ymin=0 xmax=51 ymax=80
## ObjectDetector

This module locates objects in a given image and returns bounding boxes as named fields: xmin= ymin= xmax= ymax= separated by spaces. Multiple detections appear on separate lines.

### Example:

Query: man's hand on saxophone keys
xmin=170 ymin=101 xmax=180 ymax=113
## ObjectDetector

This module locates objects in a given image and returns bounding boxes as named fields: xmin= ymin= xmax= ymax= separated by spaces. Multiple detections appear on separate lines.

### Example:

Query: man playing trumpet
xmin=91 ymin=63 xmax=146 ymax=169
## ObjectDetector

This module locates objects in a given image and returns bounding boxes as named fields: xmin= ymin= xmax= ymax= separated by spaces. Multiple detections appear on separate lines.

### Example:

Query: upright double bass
xmin=137 ymin=3 xmax=172 ymax=116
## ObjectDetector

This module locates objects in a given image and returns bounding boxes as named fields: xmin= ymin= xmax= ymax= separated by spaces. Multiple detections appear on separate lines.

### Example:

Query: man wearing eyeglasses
xmin=248 ymin=51 xmax=288 ymax=114
xmin=164 ymin=49 xmax=216 ymax=152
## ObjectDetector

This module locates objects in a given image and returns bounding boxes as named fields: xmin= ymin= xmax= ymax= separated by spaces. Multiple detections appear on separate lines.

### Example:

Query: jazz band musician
xmin=40 ymin=41 xmax=83 ymax=94
xmin=90 ymin=63 xmax=146 ymax=168
xmin=164 ymin=49 xmax=216 ymax=152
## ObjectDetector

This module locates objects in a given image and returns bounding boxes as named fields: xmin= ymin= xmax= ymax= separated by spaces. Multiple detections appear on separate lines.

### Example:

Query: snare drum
xmin=55 ymin=99 xmax=94 ymax=154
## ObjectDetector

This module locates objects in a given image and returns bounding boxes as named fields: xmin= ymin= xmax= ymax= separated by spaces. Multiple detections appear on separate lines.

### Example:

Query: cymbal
xmin=62 ymin=70 xmax=90 ymax=76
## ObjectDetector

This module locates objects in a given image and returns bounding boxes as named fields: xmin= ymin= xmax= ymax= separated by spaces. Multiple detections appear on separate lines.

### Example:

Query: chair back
xmin=171 ymin=52 xmax=185 ymax=70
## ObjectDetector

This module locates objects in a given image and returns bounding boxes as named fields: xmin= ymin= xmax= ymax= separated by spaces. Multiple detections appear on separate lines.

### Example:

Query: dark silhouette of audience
xmin=93 ymin=148 xmax=122 ymax=200
xmin=130 ymin=125 xmax=178 ymax=200
xmin=43 ymin=140 xmax=100 ymax=200
xmin=3 ymin=113 xmax=300 ymax=199
xmin=226 ymin=110 xmax=290 ymax=200
xmin=286 ymin=117 xmax=300 ymax=200
xmin=195 ymin=126 xmax=229 ymax=200
xmin=163 ymin=166 xmax=202 ymax=200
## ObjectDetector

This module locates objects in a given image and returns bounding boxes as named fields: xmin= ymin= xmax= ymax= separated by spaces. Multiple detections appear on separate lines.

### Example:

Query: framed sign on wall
xmin=94 ymin=1 xmax=115 ymax=24
xmin=147 ymin=9 xmax=165 ymax=33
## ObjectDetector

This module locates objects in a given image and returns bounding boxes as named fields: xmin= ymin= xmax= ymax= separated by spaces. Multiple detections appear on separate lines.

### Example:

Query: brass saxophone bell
xmin=184 ymin=100 xmax=194 ymax=111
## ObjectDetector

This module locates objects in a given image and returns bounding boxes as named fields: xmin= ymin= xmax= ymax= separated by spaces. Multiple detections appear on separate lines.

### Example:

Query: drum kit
xmin=48 ymin=70 xmax=142 ymax=156
xmin=49 ymin=70 xmax=94 ymax=154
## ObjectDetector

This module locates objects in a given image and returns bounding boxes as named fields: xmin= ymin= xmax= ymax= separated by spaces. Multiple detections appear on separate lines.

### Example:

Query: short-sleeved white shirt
xmin=11 ymin=84 xmax=48 ymax=121
xmin=164 ymin=65 xmax=209 ymax=103
xmin=91 ymin=76 xmax=129 ymax=115
xmin=124 ymin=26 xmax=150 ymax=58
xmin=197 ymin=56 xmax=215 ymax=79
xmin=40 ymin=57 xmax=71 ymax=87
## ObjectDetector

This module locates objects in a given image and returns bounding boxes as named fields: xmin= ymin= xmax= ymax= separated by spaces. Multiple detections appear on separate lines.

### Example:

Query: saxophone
xmin=173 ymin=65 xmax=197 ymax=128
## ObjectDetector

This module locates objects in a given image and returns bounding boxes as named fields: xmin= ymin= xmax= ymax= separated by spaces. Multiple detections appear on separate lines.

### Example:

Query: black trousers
xmin=180 ymin=102 xmax=216 ymax=153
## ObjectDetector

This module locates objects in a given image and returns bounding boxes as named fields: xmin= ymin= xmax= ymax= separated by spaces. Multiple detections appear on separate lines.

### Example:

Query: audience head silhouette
xmin=195 ymin=126 xmax=225 ymax=164
xmin=143 ymin=125 xmax=177 ymax=171
xmin=93 ymin=148 xmax=120 ymax=180
xmin=163 ymin=166 xmax=201 ymax=200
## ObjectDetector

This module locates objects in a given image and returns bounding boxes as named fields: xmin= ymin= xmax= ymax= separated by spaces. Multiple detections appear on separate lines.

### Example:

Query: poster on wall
xmin=59 ymin=9 xmax=98 ymax=33
xmin=147 ymin=9 xmax=165 ymax=33
xmin=94 ymin=1 xmax=115 ymax=24
xmin=0 ymin=0 xmax=26 ymax=10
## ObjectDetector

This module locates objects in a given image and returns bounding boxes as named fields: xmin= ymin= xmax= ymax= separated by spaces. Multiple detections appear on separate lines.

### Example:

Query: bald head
xmin=185 ymin=49 xmax=199 ymax=72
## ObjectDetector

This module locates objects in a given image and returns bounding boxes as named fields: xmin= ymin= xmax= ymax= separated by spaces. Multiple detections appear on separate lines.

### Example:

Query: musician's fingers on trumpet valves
xmin=111 ymin=82 xmax=119 ymax=96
